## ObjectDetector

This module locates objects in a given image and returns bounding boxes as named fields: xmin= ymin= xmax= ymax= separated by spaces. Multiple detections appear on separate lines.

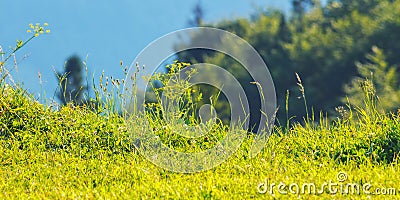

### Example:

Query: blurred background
xmin=0 ymin=0 xmax=294 ymax=97
xmin=1 ymin=0 xmax=400 ymax=128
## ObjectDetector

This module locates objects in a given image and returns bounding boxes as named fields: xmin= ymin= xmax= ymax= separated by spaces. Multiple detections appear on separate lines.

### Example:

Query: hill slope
xmin=1 ymin=85 xmax=399 ymax=199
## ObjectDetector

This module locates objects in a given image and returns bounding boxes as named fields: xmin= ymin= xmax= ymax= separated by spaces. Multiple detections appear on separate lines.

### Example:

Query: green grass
xmin=1 ymin=80 xmax=400 ymax=199
xmin=1 ymin=22 xmax=399 ymax=199
xmin=0 ymin=33 xmax=399 ymax=198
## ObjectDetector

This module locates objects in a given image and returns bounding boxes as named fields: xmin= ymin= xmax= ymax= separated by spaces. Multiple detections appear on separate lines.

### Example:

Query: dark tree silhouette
xmin=188 ymin=0 xmax=204 ymax=27
xmin=292 ymin=0 xmax=315 ymax=17
xmin=56 ymin=55 xmax=87 ymax=106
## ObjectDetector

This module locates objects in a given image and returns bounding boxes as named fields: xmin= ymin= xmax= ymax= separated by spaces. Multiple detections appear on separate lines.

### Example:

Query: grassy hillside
xmin=1 ymin=81 xmax=399 ymax=199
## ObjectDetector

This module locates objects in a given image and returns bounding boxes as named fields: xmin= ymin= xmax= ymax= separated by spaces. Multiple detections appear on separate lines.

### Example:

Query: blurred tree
xmin=292 ymin=0 xmax=315 ymax=18
xmin=178 ymin=11 xmax=293 ymax=130
xmin=188 ymin=0 xmax=204 ymax=27
xmin=177 ymin=0 xmax=400 ymax=127
xmin=345 ymin=46 xmax=400 ymax=113
xmin=286 ymin=0 xmax=400 ymax=118
xmin=56 ymin=55 xmax=87 ymax=106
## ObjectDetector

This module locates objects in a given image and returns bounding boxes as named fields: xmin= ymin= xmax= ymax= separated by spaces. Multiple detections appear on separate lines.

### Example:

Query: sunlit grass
xmin=0 ymin=23 xmax=399 ymax=199
xmin=1 ymin=71 xmax=399 ymax=199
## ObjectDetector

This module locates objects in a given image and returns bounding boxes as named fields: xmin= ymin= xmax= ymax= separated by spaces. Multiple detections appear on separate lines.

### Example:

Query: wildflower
xmin=16 ymin=40 xmax=23 ymax=48
xmin=27 ymin=23 xmax=51 ymax=37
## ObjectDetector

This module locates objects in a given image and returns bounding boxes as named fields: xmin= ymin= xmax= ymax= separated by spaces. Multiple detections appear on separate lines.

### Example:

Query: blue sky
xmin=1 ymin=0 xmax=301 ymax=102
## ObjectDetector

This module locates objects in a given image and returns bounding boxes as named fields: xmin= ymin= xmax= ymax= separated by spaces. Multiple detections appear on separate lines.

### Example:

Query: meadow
xmin=1 ymin=24 xmax=400 ymax=199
